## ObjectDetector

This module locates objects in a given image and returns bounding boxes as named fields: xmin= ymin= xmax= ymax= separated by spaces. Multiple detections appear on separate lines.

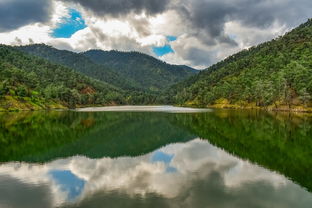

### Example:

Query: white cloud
xmin=0 ymin=23 xmax=51 ymax=45
xmin=224 ymin=20 xmax=289 ymax=49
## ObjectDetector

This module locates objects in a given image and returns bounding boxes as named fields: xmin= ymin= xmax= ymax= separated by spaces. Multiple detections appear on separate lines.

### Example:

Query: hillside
xmin=83 ymin=50 xmax=198 ymax=91
xmin=17 ymin=44 xmax=139 ymax=90
xmin=18 ymin=45 xmax=197 ymax=92
xmin=167 ymin=19 xmax=312 ymax=111
xmin=0 ymin=45 xmax=125 ymax=111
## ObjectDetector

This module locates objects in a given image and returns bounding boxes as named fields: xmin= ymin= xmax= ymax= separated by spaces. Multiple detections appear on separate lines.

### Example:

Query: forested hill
xmin=0 ymin=45 xmax=125 ymax=111
xmin=17 ymin=44 xmax=138 ymax=90
xmin=82 ymin=50 xmax=198 ymax=91
xmin=168 ymin=19 xmax=312 ymax=111
xmin=17 ymin=45 xmax=197 ymax=92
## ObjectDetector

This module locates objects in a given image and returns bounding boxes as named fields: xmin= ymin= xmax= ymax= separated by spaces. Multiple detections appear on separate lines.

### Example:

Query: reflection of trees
xmin=173 ymin=110 xmax=312 ymax=192
xmin=0 ymin=112 xmax=195 ymax=162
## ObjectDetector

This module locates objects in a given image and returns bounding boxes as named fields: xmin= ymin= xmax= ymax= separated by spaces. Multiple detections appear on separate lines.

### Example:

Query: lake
xmin=0 ymin=106 xmax=311 ymax=208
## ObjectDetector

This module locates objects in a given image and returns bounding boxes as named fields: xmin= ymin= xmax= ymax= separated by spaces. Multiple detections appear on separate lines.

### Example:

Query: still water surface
xmin=0 ymin=106 xmax=311 ymax=208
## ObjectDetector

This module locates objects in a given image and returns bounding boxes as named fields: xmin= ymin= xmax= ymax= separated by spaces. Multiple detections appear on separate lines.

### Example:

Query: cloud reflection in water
xmin=0 ymin=139 xmax=311 ymax=208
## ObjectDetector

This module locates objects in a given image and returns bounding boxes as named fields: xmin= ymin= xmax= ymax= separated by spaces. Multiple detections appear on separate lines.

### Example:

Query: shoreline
xmin=176 ymin=102 xmax=312 ymax=113
xmin=208 ymin=104 xmax=312 ymax=113
xmin=1 ymin=103 xmax=312 ymax=114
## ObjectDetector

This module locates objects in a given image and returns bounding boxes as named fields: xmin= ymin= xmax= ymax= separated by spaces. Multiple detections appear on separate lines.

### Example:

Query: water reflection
xmin=0 ymin=111 xmax=195 ymax=162
xmin=0 ymin=139 xmax=311 ymax=208
xmin=1 ymin=108 xmax=312 ymax=207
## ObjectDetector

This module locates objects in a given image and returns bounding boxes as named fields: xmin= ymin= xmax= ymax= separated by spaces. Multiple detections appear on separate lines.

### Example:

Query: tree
xmin=17 ymin=85 xmax=28 ymax=97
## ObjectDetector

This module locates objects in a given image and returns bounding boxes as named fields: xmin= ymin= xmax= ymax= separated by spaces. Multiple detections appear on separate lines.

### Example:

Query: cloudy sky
xmin=0 ymin=0 xmax=311 ymax=69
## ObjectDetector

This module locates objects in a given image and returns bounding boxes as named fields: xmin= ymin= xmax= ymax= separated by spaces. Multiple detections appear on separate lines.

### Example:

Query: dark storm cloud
xmin=60 ymin=0 xmax=311 ymax=49
xmin=173 ymin=0 xmax=312 ymax=66
xmin=177 ymin=0 xmax=312 ymax=46
xmin=231 ymin=0 xmax=312 ymax=28
xmin=0 ymin=0 xmax=52 ymax=32
xmin=177 ymin=0 xmax=235 ymax=45
xmin=191 ymin=1 xmax=230 ymax=37
xmin=61 ymin=0 xmax=170 ymax=17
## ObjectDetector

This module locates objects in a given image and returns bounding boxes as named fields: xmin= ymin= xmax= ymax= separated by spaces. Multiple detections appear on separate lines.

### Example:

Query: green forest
xmin=166 ymin=19 xmax=312 ymax=111
xmin=1 ymin=19 xmax=312 ymax=111
xmin=83 ymin=49 xmax=197 ymax=91
xmin=17 ymin=44 xmax=197 ymax=92
xmin=0 ymin=44 xmax=196 ymax=110
xmin=0 ymin=45 xmax=125 ymax=111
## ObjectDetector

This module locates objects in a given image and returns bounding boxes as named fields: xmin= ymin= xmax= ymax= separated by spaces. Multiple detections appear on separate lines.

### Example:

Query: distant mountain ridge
xmin=17 ymin=44 xmax=198 ymax=92
xmin=83 ymin=49 xmax=197 ymax=91
xmin=17 ymin=44 xmax=138 ymax=90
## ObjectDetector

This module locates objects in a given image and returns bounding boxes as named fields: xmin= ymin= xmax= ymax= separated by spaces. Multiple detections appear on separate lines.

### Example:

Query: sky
xmin=0 ymin=0 xmax=311 ymax=69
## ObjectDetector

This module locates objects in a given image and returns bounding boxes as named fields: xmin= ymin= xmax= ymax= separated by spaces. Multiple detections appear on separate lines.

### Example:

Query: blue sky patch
xmin=151 ymin=151 xmax=174 ymax=164
xmin=153 ymin=45 xmax=174 ymax=56
xmin=151 ymin=151 xmax=178 ymax=174
xmin=152 ymin=35 xmax=177 ymax=56
xmin=167 ymin=36 xmax=177 ymax=42
xmin=52 ymin=9 xmax=87 ymax=38
xmin=49 ymin=170 xmax=85 ymax=201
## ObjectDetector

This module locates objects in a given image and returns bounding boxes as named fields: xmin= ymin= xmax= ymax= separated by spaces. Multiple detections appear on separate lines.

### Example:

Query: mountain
xmin=4 ymin=19 xmax=312 ymax=111
xmin=17 ymin=44 xmax=138 ymax=90
xmin=82 ymin=50 xmax=198 ymax=91
xmin=17 ymin=45 xmax=198 ymax=92
xmin=167 ymin=19 xmax=312 ymax=111
xmin=0 ymin=45 xmax=125 ymax=111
